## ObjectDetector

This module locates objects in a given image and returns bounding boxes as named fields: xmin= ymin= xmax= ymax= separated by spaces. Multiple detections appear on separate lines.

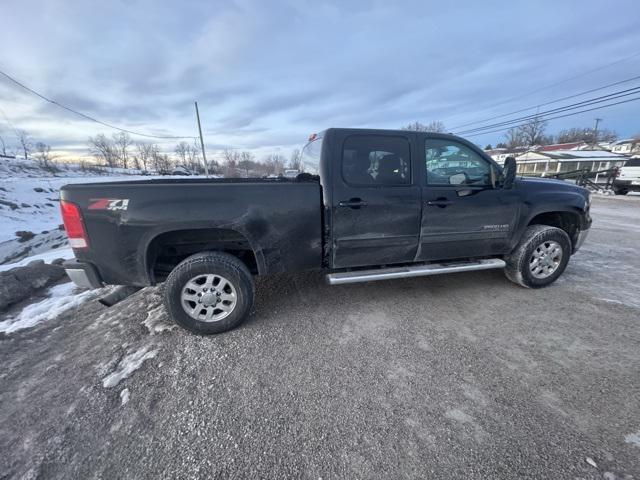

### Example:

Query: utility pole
xmin=593 ymin=118 xmax=602 ymax=146
xmin=194 ymin=101 xmax=209 ymax=177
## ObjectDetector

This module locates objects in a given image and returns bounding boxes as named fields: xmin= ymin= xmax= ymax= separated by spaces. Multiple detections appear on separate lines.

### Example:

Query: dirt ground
xmin=1 ymin=195 xmax=639 ymax=479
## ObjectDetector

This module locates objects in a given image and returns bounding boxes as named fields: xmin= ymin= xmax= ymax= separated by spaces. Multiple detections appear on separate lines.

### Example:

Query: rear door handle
xmin=426 ymin=200 xmax=453 ymax=207
xmin=339 ymin=198 xmax=368 ymax=209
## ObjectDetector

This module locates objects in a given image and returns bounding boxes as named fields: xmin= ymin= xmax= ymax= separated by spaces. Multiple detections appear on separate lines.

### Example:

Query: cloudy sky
xmin=2 ymin=0 xmax=640 ymax=162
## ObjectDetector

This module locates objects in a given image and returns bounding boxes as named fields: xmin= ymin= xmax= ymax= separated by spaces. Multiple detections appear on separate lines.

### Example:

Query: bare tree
xmin=517 ymin=116 xmax=548 ymax=147
xmin=188 ymin=140 xmax=202 ymax=171
xmin=89 ymin=134 xmax=118 ymax=167
xmin=289 ymin=148 xmax=302 ymax=170
xmin=238 ymin=151 xmax=255 ymax=177
xmin=264 ymin=154 xmax=286 ymax=176
xmin=34 ymin=142 xmax=57 ymax=171
xmin=556 ymin=127 xmax=618 ymax=144
xmin=222 ymin=149 xmax=241 ymax=177
xmin=504 ymin=127 xmax=526 ymax=150
xmin=175 ymin=141 xmax=189 ymax=166
xmin=149 ymin=145 xmax=172 ymax=174
xmin=401 ymin=120 xmax=446 ymax=133
xmin=136 ymin=142 xmax=156 ymax=171
xmin=17 ymin=130 xmax=32 ymax=160
xmin=112 ymin=132 xmax=133 ymax=169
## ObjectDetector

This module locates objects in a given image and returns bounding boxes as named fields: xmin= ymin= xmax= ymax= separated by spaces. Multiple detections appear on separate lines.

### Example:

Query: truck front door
xmin=417 ymin=136 xmax=520 ymax=261
xmin=331 ymin=132 xmax=422 ymax=269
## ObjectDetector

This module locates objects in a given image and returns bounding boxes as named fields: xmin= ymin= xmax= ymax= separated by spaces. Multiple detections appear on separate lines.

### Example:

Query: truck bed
xmin=60 ymin=179 xmax=323 ymax=286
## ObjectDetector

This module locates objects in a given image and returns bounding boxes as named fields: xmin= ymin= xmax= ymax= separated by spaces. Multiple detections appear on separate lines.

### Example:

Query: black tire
xmin=614 ymin=188 xmax=629 ymax=195
xmin=504 ymin=225 xmax=572 ymax=289
xmin=163 ymin=251 xmax=254 ymax=334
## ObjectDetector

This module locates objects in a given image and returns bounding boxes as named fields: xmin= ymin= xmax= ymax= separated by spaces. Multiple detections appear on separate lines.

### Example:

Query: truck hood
xmin=515 ymin=176 xmax=590 ymax=201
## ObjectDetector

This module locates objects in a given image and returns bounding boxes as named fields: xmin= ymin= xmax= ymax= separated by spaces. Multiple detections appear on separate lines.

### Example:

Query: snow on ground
xmin=0 ymin=281 xmax=102 ymax=334
xmin=626 ymin=431 xmax=640 ymax=448
xmin=0 ymin=246 xmax=73 ymax=272
xmin=102 ymin=346 xmax=159 ymax=388
xmin=1 ymin=157 xmax=194 ymax=264
xmin=120 ymin=388 xmax=131 ymax=405
xmin=143 ymin=304 xmax=176 ymax=334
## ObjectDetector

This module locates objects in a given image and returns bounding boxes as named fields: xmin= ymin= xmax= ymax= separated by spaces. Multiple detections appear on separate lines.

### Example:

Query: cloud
xmin=1 ymin=0 xmax=640 ymax=161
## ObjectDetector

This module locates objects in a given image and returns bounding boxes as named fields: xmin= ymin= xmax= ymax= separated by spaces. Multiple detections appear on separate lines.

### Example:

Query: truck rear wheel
xmin=163 ymin=251 xmax=254 ymax=334
xmin=504 ymin=225 xmax=571 ymax=289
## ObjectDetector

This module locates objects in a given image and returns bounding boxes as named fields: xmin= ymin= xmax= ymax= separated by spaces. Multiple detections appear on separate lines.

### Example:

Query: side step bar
xmin=326 ymin=258 xmax=506 ymax=286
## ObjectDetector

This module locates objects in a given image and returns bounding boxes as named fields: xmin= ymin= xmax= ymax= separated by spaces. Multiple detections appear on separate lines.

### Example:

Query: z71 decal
xmin=88 ymin=198 xmax=130 ymax=211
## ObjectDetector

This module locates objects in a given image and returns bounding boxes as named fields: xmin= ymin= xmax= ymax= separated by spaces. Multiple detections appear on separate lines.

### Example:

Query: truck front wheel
xmin=504 ymin=225 xmax=572 ymax=288
xmin=164 ymin=251 xmax=254 ymax=334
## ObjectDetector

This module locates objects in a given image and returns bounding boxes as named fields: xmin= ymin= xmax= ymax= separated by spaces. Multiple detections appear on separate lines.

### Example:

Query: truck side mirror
xmin=503 ymin=157 xmax=517 ymax=189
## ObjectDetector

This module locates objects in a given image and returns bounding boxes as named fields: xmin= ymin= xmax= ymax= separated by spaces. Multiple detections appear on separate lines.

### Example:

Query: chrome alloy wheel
xmin=180 ymin=274 xmax=237 ymax=322
xmin=529 ymin=240 xmax=563 ymax=279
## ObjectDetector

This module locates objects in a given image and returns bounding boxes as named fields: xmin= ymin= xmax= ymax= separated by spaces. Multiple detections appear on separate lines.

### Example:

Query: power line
xmin=0 ymin=68 xmax=197 ymax=140
xmin=456 ymin=86 xmax=640 ymax=135
xmin=448 ymin=51 xmax=640 ymax=124
xmin=463 ymin=96 xmax=640 ymax=138
xmin=450 ymin=74 xmax=640 ymax=131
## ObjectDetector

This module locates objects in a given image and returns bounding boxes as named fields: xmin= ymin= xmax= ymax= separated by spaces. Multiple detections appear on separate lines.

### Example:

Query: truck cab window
xmin=425 ymin=139 xmax=491 ymax=186
xmin=342 ymin=135 xmax=410 ymax=185
xmin=300 ymin=134 xmax=323 ymax=176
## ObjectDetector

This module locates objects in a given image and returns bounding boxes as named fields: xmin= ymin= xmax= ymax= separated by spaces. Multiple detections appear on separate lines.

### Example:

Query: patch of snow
xmin=1 ymin=158 xmax=199 ymax=262
xmin=625 ymin=431 xmax=640 ymax=448
xmin=0 ymin=246 xmax=73 ymax=272
xmin=120 ymin=388 xmax=130 ymax=405
xmin=143 ymin=304 xmax=175 ymax=334
xmin=0 ymin=282 xmax=100 ymax=334
xmin=102 ymin=346 xmax=158 ymax=388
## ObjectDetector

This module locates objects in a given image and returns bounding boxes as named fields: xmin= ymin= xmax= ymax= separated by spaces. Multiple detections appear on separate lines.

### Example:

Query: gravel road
xmin=1 ymin=195 xmax=639 ymax=479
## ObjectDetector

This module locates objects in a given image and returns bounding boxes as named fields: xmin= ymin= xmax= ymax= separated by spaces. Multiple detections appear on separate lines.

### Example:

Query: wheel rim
xmin=529 ymin=240 xmax=563 ymax=279
xmin=180 ymin=274 xmax=237 ymax=322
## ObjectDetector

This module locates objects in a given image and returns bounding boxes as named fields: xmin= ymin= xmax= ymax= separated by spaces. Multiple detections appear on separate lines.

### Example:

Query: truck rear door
xmin=331 ymin=132 xmax=421 ymax=269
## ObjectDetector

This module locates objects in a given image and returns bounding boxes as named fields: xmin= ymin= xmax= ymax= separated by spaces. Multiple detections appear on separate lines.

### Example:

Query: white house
xmin=514 ymin=150 xmax=628 ymax=176
xmin=610 ymin=138 xmax=639 ymax=155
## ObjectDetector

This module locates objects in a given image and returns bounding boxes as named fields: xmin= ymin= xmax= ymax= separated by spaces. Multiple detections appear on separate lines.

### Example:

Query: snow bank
xmin=0 ymin=282 xmax=99 ymax=334
xmin=0 ymin=246 xmax=73 ymax=272
xmin=102 ymin=346 xmax=158 ymax=388
xmin=1 ymin=157 xmax=197 ymax=263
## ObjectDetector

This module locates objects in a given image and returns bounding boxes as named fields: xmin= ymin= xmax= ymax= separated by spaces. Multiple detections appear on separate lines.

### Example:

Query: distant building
xmin=514 ymin=150 xmax=628 ymax=176
xmin=610 ymin=138 xmax=639 ymax=155
xmin=486 ymin=147 xmax=527 ymax=165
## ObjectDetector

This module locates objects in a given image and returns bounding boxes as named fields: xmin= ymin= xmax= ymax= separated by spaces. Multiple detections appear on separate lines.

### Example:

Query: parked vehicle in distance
xmin=171 ymin=165 xmax=192 ymax=176
xmin=60 ymin=128 xmax=592 ymax=334
xmin=283 ymin=169 xmax=299 ymax=178
xmin=613 ymin=158 xmax=640 ymax=195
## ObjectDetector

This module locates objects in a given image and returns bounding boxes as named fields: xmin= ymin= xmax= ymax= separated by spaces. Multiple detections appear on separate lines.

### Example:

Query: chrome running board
xmin=326 ymin=258 xmax=506 ymax=285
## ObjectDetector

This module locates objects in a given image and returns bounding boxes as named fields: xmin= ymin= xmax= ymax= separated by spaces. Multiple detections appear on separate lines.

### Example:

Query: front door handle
xmin=339 ymin=198 xmax=368 ymax=209
xmin=426 ymin=199 xmax=453 ymax=208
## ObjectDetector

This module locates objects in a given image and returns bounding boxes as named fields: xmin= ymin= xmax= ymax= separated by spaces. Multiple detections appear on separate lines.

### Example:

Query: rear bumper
xmin=64 ymin=260 xmax=103 ymax=289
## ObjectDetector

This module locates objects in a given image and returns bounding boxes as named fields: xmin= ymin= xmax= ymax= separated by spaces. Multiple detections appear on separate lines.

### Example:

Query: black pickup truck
xmin=61 ymin=128 xmax=591 ymax=334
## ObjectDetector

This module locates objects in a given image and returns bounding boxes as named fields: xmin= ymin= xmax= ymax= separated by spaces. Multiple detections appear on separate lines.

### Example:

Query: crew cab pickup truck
xmin=61 ymin=128 xmax=592 ymax=334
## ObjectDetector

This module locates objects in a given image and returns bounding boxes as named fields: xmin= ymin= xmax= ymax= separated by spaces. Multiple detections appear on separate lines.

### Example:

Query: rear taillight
xmin=60 ymin=200 xmax=89 ymax=249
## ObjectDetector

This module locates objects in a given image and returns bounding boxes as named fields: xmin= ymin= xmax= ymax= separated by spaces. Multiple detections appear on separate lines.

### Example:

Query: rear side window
xmin=300 ymin=134 xmax=323 ymax=175
xmin=342 ymin=135 xmax=411 ymax=185
xmin=624 ymin=159 xmax=640 ymax=167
